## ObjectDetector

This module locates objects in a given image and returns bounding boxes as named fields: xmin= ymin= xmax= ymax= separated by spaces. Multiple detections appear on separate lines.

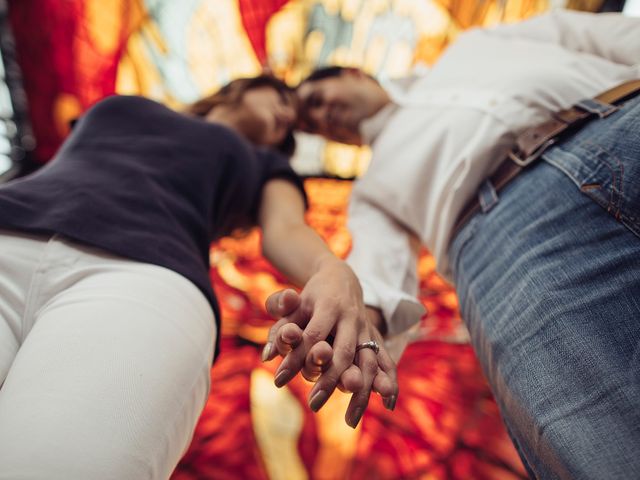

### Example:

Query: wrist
xmin=312 ymin=252 xmax=342 ymax=274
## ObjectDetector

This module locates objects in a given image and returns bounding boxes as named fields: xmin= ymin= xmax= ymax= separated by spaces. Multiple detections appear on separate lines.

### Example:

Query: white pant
xmin=0 ymin=230 xmax=216 ymax=480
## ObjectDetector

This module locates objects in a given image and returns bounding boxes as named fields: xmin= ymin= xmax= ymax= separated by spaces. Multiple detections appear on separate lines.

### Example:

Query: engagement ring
xmin=355 ymin=340 xmax=380 ymax=355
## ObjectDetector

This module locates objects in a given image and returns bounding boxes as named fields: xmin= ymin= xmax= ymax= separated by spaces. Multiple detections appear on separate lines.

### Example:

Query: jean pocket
xmin=577 ymin=142 xmax=640 ymax=239
xmin=544 ymin=138 xmax=640 ymax=240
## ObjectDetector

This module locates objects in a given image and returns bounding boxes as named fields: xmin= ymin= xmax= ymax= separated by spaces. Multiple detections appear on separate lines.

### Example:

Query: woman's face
xmin=233 ymin=86 xmax=297 ymax=148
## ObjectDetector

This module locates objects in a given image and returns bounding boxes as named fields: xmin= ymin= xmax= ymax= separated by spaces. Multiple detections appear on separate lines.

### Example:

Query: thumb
xmin=265 ymin=288 xmax=301 ymax=318
xmin=263 ymin=289 xmax=303 ymax=362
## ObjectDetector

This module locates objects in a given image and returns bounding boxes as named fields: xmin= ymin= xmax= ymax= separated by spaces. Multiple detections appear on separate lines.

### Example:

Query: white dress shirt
xmin=347 ymin=10 xmax=640 ymax=336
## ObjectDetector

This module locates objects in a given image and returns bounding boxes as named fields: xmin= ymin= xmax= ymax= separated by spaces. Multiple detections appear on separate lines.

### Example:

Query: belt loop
xmin=575 ymin=98 xmax=619 ymax=118
xmin=478 ymin=179 xmax=499 ymax=214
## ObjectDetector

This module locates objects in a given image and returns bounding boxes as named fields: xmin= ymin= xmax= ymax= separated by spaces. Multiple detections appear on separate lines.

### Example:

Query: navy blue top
xmin=0 ymin=95 xmax=306 ymax=352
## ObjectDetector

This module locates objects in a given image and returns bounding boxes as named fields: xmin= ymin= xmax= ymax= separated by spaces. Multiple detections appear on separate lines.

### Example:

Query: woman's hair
xmin=186 ymin=75 xmax=296 ymax=156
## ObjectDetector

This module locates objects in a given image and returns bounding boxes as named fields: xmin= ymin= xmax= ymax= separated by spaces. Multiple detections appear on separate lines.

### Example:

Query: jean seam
xmin=500 ymin=414 xmax=539 ymax=480
xmin=19 ymin=236 xmax=57 ymax=342
xmin=451 ymin=214 xmax=481 ymax=283
xmin=619 ymin=213 xmax=640 ymax=240
xmin=582 ymin=140 xmax=624 ymax=220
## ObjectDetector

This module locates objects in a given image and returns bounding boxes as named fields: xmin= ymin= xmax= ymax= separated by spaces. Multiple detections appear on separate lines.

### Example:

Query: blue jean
xmin=449 ymin=94 xmax=640 ymax=479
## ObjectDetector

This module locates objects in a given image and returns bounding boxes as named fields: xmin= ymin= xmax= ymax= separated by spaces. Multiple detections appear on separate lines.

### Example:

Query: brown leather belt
xmin=452 ymin=79 xmax=640 ymax=238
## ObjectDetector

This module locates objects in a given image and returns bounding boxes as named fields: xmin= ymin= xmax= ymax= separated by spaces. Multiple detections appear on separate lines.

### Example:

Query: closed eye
xmin=306 ymin=92 xmax=323 ymax=109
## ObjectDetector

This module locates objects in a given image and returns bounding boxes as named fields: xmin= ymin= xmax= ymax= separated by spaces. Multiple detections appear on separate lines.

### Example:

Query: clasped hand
xmin=261 ymin=260 xmax=398 ymax=428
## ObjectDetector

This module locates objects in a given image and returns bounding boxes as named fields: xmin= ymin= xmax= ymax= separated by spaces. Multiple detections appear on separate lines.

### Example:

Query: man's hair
xmin=186 ymin=75 xmax=296 ymax=156
xmin=299 ymin=66 xmax=377 ymax=88
xmin=301 ymin=66 xmax=348 ymax=84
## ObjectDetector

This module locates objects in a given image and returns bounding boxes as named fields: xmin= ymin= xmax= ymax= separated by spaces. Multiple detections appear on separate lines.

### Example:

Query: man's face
xmin=296 ymin=70 xmax=381 ymax=145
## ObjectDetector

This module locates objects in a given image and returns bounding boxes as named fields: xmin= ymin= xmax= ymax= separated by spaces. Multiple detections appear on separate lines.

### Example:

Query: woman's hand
xmin=262 ymin=271 xmax=398 ymax=428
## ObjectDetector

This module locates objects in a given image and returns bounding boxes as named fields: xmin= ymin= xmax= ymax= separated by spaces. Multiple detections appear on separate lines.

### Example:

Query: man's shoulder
xmin=381 ymin=67 xmax=430 ymax=97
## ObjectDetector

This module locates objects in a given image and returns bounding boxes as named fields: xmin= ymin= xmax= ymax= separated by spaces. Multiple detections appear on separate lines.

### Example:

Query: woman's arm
xmin=259 ymin=178 xmax=341 ymax=287
xmin=258 ymin=178 xmax=397 ymax=427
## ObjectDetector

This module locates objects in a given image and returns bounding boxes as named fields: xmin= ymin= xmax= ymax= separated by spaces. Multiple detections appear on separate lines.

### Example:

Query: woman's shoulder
xmin=77 ymin=95 xmax=207 ymax=137
xmin=86 ymin=94 xmax=168 ymax=117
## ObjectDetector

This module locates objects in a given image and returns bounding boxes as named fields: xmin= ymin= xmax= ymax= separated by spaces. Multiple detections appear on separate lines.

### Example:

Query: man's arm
xmin=485 ymin=10 xmax=640 ymax=67
xmin=346 ymin=192 xmax=426 ymax=343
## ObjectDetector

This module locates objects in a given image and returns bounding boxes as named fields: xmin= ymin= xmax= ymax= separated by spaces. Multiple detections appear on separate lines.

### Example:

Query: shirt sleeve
xmin=258 ymin=147 xmax=309 ymax=208
xmin=485 ymin=10 xmax=640 ymax=67
xmin=346 ymin=192 xmax=426 ymax=337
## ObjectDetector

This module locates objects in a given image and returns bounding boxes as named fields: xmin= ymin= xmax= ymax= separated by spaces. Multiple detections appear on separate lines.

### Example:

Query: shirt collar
xmin=360 ymin=101 xmax=398 ymax=144
xmin=359 ymin=73 xmax=428 ymax=144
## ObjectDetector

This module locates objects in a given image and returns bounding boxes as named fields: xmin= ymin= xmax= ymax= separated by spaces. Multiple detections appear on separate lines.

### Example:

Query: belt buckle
xmin=508 ymin=139 xmax=555 ymax=167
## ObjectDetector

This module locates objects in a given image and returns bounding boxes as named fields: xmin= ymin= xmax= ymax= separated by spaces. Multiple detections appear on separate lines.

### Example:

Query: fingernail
xmin=347 ymin=407 xmax=363 ymax=429
xmin=384 ymin=395 xmax=397 ymax=411
xmin=274 ymin=369 xmax=290 ymax=388
xmin=262 ymin=342 xmax=273 ymax=362
xmin=308 ymin=390 xmax=329 ymax=412
xmin=261 ymin=342 xmax=273 ymax=362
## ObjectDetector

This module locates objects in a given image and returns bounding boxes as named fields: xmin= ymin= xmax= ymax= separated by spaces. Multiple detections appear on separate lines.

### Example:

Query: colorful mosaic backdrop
xmin=9 ymin=0 xmax=559 ymax=172
xmin=7 ymin=1 xmax=605 ymax=478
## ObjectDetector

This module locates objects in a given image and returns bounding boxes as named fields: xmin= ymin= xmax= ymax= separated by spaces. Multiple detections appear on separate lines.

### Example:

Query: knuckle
xmin=302 ymin=328 xmax=324 ymax=344
xmin=352 ymin=392 xmax=370 ymax=403
xmin=299 ymin=299 xmax=315 ymax=318
xmin=319 ymin=373 xmax=339 ymax=388
xmin=337 ymin=305 xmax=360 ymax=323
xmin=344 ymin=305 xmax=361 ymax=318
xmin=320 ymin=301 xmax=340 ymax=316
xmin=334 ymin=344 xmax=356 ymax=363
xmin=361 ymin=358 xmax=378 ymax=375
